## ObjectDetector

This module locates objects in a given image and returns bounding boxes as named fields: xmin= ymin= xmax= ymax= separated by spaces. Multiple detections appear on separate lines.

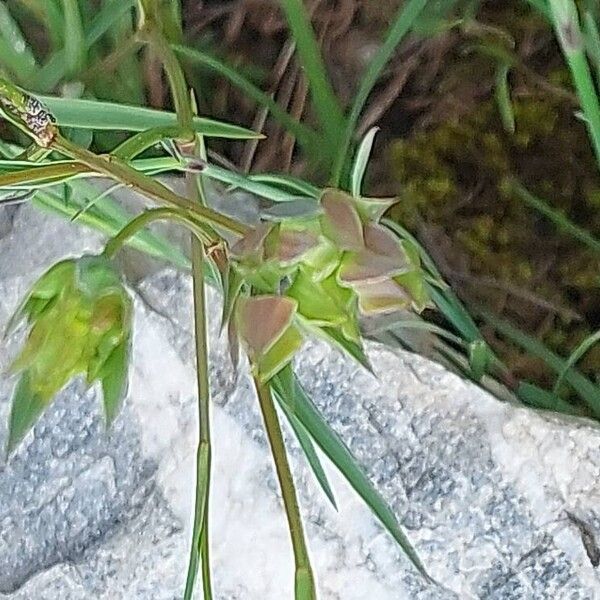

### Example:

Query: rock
xmin=1 ymin=204 xmax=600 ymax=599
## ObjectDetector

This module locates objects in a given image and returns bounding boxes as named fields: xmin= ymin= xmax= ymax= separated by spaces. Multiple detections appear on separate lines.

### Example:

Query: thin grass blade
xmin=481 ymin=311 xmax=600 ymax=418
xmin=351 ymin=127 xmax=379 ymax=197
xmin=553 ymin=329 xmax=600 ymax=394
xmin=0 ymin=3 xmax=38 ymax=85
xmin=277 ymin=396 xmax=338 ymax=510
xmin=278 ymin=0 xmax=345 ymax=154
xmin=37 ymin=95 xmax=260 ymax=138
xmin=271 ymin=366 xmax=433 ymax=582
xmin=173 ymin=44 xmax=320 ymax=151
xmin=61 ymin=0 xmax=86 ymax=77
xmin=332 ymin=0 xmax=429 ymax=186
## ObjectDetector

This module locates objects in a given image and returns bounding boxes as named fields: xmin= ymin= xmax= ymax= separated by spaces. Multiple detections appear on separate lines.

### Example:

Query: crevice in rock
xmin=566 ymin=511 xmax=600 ymax=568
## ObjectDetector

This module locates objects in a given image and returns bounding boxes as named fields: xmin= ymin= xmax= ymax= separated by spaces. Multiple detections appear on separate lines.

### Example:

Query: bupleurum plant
xmin=0 ymin=1 xmax=436 ymax=597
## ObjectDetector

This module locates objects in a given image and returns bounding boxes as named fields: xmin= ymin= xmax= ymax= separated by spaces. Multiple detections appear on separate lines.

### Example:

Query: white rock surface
xmin=1 ymin=205 xmax=600 ymax=599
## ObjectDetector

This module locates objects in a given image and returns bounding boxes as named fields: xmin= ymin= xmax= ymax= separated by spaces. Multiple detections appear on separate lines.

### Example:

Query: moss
xmin=389 ymin=88 xmax=600 ymax=388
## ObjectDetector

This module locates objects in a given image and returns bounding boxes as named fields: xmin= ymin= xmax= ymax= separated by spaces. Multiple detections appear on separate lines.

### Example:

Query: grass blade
xmin=495 ymin=63 xmax=515 ymax=133
xmin=61 ymin=0 xmax=86 ymax=77
xmin=525 ymin=0 xmax=550 ymax=18
xmin=278 ymin=0 xmax=345 ymax=151
xmin=0 ymin=3 xmax=38 ymax=85
xmin=351 ymin=127 xmax=379 ymax=197
xmin=517 ymin=381 xmax=580 ymax=415
xmin=202 ymin=163 xmax=315 ymax=202
xmin=332 ymin=0 xmax=429 ymax=185
xmin=271 ymin=366 xmax=433 ymax=582
xmin=583 ymin=10 xmax=600 ymax=86
xmin=36 ymin=0 xmax=137 ymax=91
xmin=37 ymin=95 xmax=261 ymax=138
xmin=277 ymin=395 xmax=338 ymax=510
xmin=507 ymin=179 xmax=600 ymax=254
xmin=553 ymin=329 xmax=600 ymax=394
xmin=173 ymin=44 xmax=320 ymax=151
xmin=548 ymin=0 xmax=600 ymax=170
xmin=33 ymin=180 xmax=190 ymax=269
xmin=481 ymin=310 xmax=600 ymax=418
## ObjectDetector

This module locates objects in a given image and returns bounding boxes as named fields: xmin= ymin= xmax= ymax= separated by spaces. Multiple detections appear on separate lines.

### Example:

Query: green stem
xmin=183 ymin=234 xmax=213 ymax=600
xmin=254 ymin=378 xmax=317 ymax=600
xmin=52 ymin=134 xmax=249 ymax=236
xmin=137 ymin=7 xmax=215 ymax=597
xmin=138 ymin=25 xmax=194 ymax=131
xmin=103 ymin=206 xmax=214 ymax=259
xmin=113 ymin=125 xmax=186 ymax=160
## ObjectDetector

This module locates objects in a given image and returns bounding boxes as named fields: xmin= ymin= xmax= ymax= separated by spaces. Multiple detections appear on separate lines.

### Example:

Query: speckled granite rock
xmin=1 ymin=205 xmax=600 ymax=599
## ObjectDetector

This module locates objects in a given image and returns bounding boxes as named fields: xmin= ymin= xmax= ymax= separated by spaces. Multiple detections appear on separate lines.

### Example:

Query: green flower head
xmin=6 ymin=255 xmax=132 ymax=454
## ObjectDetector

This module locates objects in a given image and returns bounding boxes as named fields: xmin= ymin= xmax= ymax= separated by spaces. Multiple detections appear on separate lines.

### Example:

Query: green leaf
xmin=271 ymin=366 xmax=433 ymax=582
xmin=37 ymin=95 xmax=261 ymax=138
xmin=61 ymin=0 xmax=86 ymax=78
xmin=36 ymin=0 xmax=137 ymax=91
xmin=99 ymin=340 xmax=130 ymax=424
xmin=7 ymin=371 xmax=46 ymax=455
xmin=553 ymin=329 xmax=600 ymax=394
xmin=495 ymin=63 xmax=515 ymax=133
xmin=468 ymin=339 xmax=489 ymax=382
xmin=506 ymin=179 xmax=600 ymax=255
xmin=351 ymin=127 xmax=379 ymax=197
xmin=319 ymin=326 xmax=372 ymax=373
xmin=481 ymin=310 xmax=600 ymax=418
xmin=0 ymin=3 xmax=38 ymax=85
xmin=517 ymin=381 xmax=580 ymax=415
xmin=220 ymin=267 xmax=244 ymax=331
xmin=249 ymin=173 xmax=320 ymax=198
xmin=332 ymin=0 xmax=429 ymax=185
xmin=173 ymin=45 xmax=320 ymax=153
xmin=40 ymin=177 xmax=190 ymax=270
xmin=278 ymin=398 xmax=338 ymax=510
xmin=278 ymin=0 xmax=345 ymax=154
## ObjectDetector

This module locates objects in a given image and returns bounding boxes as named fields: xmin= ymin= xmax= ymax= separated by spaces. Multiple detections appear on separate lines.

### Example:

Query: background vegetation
xmin=2 ymin=0 xmax=600 ymax=597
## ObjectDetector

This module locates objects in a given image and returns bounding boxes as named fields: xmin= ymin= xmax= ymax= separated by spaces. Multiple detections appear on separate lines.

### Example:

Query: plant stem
xmin=137 ymin=6 xmax=215 ymax=597
xmin=52 ymin=134 xmax=249 ymax=236
xmin=254 ymin=378 xmax=317 ymax=600
xmin=103 ymin=206 xmax=214 ymax=258
xmin=184 ymin=233 xmax=213 ymax=600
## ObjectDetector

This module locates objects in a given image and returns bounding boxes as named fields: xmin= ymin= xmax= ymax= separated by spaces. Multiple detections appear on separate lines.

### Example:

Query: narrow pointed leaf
xmin=351 ymin=127 xmax=379 ymax=197
xmin=221 ymin=268 xmax=244 ymax=331
xmin=271 ymin=366 xmax=432 ymax=582
xmin=38 ymin=96 xmax=261 ymax=138
xmin=99 ymin=340 xmax=130 ymax=424
xmin=278 ymin=398 xmax=338 ymax=510
xmin=7 ymin=371 xmax=46 ymax=455
xmin=320 ymin=326 xmax=373 ymax=373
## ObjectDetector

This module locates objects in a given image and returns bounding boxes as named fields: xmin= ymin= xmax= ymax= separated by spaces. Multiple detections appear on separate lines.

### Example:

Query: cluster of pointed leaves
xmin=6 ymin=255 xmax=132 ymax=453
xmin=227 ymin=189 xmax=431 ymax=383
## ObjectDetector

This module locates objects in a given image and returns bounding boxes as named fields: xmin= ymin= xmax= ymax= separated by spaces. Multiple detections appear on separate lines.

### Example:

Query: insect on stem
xmin=0 ymin=78 xmax=57 ymax=148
